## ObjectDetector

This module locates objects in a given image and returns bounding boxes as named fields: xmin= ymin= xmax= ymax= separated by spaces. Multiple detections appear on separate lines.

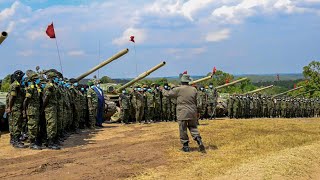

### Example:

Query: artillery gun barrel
xmin=117 ymin=61 xmax=166 ymax=92
xmin=75 ymin=48 xmax=129 ymax=81
xmin=294 ymin=89 xmax=318 ymax=97
xmin=215 ymin=78 xmax=248 ymax=90
xmin=272 ymin=86 xmax=303 ymax=98
xmin=189 ymin=75 xmax=212 ymax=85
xmin=242 ymin=85 xmax=274 ymax=95
xmin=0 ymin=31 xmax=8 ymax=45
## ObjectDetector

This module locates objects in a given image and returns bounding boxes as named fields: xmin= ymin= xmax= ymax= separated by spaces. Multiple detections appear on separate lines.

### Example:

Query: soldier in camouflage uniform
xmin=207 ymin=83 xmax=218 ymax=119
xmin=119 ymin=89 xmax=130 ymax=124
xmin=87 ymin=81 xmax=98 ymax=128
xmin=162 ymin=83 xmax=171 ymax=121
xmin=145 ymin=87 xmax=155 ymax=123
xmin=69 ymin=78 xmax=81 ymax=131
xmin=43 ymin=70 xmax=60 ymax=150
xmin=7 ymin=70 xmax=26 ymax=148
xmin=132 ymin=86 xmax=145 ymax=123
xmin=23 ymin=70 xmax=42 ymax=150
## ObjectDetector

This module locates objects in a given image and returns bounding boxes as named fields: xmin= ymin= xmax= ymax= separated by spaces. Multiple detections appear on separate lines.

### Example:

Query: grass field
xmin=132 ymin=118 xmax=320 ymax=180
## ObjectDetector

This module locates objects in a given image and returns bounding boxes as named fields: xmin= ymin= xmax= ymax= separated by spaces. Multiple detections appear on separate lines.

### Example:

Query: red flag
xmin=130 ymin=36 xmax=135 ymax=43
xmin=213 ymin=67 xmax=217 ymax=75
xmin=294 ymin=84 xmax=297 ymax=89
xmin=226 ymin=78 xmax=230 ymax=84
xmin=46 ymin=23 xmax=56 ymax=39
xmin=277 ymin=74 xmax=280 ymax=81
xmin=182 ymin=71 xmax=187 ymax=74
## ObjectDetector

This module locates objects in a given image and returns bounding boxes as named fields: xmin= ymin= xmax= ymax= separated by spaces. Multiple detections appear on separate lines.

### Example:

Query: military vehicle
xmin=0 ymin=92 xmax=8 ymax=131
xmin=0 ymin=31 xmax=8 ymax=45
xmin=100 ymin=61 xmax=166 ymax=122
xmin=214 ymin=78 xmax=248 ymax=116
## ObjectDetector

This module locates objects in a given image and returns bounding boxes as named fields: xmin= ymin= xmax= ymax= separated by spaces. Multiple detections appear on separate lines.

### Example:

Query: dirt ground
xmin=2 ymin=118 xmax=320 ymax=180
xmin=0 ymin=122 xmax=178 ymax=180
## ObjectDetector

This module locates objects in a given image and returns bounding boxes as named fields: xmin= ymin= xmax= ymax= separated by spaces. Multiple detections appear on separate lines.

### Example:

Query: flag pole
xmin=55 ymin=38 xmax=63 ymax=74
xmin=133 ymin=43 xmax=137 ymax=76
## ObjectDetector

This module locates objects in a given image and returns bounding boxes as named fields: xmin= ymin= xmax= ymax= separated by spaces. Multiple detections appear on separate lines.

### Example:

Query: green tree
xmin=100 ymin=76 xmax=114 ymax=83
xmin=1 ymin=74 xmax=11 ymax=92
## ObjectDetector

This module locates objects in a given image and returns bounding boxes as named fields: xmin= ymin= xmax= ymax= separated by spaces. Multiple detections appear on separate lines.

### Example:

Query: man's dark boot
xmin=10 ymin=135 xmax=14 ymax=145
xmin=30 ymin=142 xmax=42 ymax=150
xmin=196 ymin=137 xmax=206 ymax=153
xmin=181 ymin=142 xmax=190 ymax=152
xmin=13 ymin=138 xmax=27 ymax=149
xmin=47 ymin=140 xmax=61 ymax=150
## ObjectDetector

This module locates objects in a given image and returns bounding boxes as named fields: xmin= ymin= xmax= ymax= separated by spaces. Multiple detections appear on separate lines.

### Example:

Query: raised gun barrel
xmin=0 ymin=31 xmax=8 ymax=45
xmin=215 ymin=77 xmax=248 ymax=90
xmin=272 ymin=86 xmax=303 ymax=98
xmin=116 ymin=61 xmax=166 ymax=92
xmin=189 ymin=75 xmax=212 ymax=85
xmin=242 ymin=85 xmax=274 ymax=95
xmin=76 ymin=48 xmax=129 ymax=81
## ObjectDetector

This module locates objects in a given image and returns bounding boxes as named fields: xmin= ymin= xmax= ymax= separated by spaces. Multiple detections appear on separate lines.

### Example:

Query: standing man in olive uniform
xmin=6 ymin=70 xmax=26 ymax=148
xmin=119 ymin=89 xmax=130 ymax=124
xmin=43 ymin=70 xmax=60 ymax=150
xmin=153 ymin=85 xmax=162 ymax=122
xmin=87 ymin=81 xmax=98 ymax=129
xmin=162 ymin=74 xmax=206 ymax=153
xmin=162 ymin=83 xmax=170 ymax=121
xmin=23 ymin=70 xmax=42 ymax=150
xmin=145 ymin=87 xmax=155 ymax=123
xmin=132 ymin=87 xmax=145 ymax=123
xmin=207 ymin=83 xmax=218 ymax=119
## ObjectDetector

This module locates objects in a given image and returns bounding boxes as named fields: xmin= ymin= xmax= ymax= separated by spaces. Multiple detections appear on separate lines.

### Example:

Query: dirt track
xmin=0 ymin=122 xmax=178 ymax=180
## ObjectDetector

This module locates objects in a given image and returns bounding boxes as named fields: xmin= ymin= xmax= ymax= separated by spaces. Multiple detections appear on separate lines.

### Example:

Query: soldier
xmin=145 ymin=87 xmax=155 ymax=123
xmin=43 ymin=70 xmax=60 ymax=150
xmin=6 ymin=70 xmax=26 ymax=148
xmin=132 ymin=86 xmax=145 ymax=123
xmin=87 ymin=81 xmax=98 ymax=129
xmin=207 ymin=83 xmax=218 ymax=119
xmin=162 ymin=83 xmax=171 ymax=121
xmin=119 ymin=89 xmax=130 ymax=124
xmin=23 ymin=70 xmax=42 ymax=150
xmin=162 ymin=74 xmax=205 ymax=153
xmin=153 ymin=84 xmax=162 ymax=122
xmin=227 ymin=94 xmax=235 ymax=119
xmin=69 ymin=78 xmax=81 ymax=131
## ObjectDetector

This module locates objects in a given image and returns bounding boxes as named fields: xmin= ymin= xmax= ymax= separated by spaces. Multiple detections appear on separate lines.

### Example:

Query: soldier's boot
xmin=181 ymin=142 xmax=190 ymax=152
xmin=196 ymin=137 xmax=206 ymax=153
xmin=10 ymin=135 xmax=14 ymax=145
xmin=29 ymin=139 xmax=42 ymax=150
xmin=19 ymin=133 xmax=28 ymax=142
xmin=13 ymin=138 xmax=27 ymax=149
xmin=47 ymin=140 xmax=61 ymax=150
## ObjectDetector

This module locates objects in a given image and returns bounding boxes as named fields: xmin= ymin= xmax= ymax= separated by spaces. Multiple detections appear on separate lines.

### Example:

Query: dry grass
xmin=131 ymin=118 xmax=320 ymax=180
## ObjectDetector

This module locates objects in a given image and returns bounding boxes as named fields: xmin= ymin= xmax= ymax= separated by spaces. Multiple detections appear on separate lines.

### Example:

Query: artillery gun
xmin=272 ymin=86 xmax=303 ymax=99
xmin=0 ymin=31 xmax=8 ymax=45
xmin=100 ymin=61 xmax=166 ymax=122
xmin=242 ymin=85 xmax=274 ymax=95
xmin=189 ymin=75 xmax=212 ymax=85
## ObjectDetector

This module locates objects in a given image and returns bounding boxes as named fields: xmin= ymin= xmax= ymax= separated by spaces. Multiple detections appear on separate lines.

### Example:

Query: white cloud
xmin=205 ymin=29 xmax=230 ymax=42
xmin=18 ymin=50 xmax=33 ymax=57
xmin=0 ymin=1 xmax=20 ymax=22
xmin=112 ymin=27 xmax=147 ymax=46
xmin=27 ymin=29 xmax=44 ymax=40
xmin=68 ymin=50 xmax=85 ymax=56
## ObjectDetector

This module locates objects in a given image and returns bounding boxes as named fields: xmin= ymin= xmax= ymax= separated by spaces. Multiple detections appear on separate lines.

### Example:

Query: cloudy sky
xmin=0 ymin=0 xmax=319 ymax=79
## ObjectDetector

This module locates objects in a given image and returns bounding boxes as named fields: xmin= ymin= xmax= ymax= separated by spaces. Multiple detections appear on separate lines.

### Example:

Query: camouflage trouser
xmin=72 ymin=105 xmax=80 ymax=130
xmin=121 ymin=109 xmax=130 ymax=124
xmin=162 ymin=104 xmax=170 ymax=121
xmin=145 ymin=107 xmax=154 ymax=121
xmin=63 ymin=107 xmax=68 ymax=131
xmin=178 ymin=120 xmax=201 ymax=144
xmin=134 ymin=105 xmax=144 ymax=123
xmin=45 ymin=106 xmax=57 ymax=140
xmin=154 ymin=104 xmax=161 ymax=121
xmin=57 ymin=106 xmax=63 ymax=136
xmin=171 ymin=104 xmax=176 ymax=121
xmin=9 ymin=108 xmax=23 ymax=139
xmin=88 ymin=107 xmax=97 ymax=128
xmin=27 ymin=114 xmax=39 ymax=142
xmin=207 ymin=103 xmax=216 ymax=118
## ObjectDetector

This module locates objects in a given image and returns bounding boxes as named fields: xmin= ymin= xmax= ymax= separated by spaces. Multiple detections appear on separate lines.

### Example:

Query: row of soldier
xmin=227 ymin=94 xmax=320 ymax=119
xmin=118 ymin=83 xmax=219 ymax=124
xmin=6 ymin=69 xmax=104 ymax=150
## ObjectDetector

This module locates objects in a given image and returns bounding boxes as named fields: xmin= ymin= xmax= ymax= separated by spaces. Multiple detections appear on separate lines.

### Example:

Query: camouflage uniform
xmin=145 ymin=91 xmax=155 ymax=122
xmin=132 ymin=91 xmax=145 ymax=123
xmin=43 ymin=82 xmax=58 ymax=143
xmin=119 ymin=93 xmax=130 ymax=124
xmin=87 ymin=87 xmax=98 ymax=128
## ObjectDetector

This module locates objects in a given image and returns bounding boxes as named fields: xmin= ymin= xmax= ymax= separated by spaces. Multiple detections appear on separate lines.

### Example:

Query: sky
xmin=0 ymin=0 xmax=320 ymax=79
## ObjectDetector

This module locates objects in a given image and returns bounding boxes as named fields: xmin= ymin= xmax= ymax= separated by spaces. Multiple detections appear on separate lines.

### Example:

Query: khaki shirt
xmin=162 ymin=85 xmax=198 ymax=121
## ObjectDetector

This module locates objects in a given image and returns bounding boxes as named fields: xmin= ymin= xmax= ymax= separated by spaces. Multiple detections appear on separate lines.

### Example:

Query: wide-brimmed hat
xmin=180 ymin=74 xmax=192 ymax=83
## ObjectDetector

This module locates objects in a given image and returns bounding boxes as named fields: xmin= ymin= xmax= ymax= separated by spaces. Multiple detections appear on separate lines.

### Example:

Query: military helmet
xmin=13 ymin=70 xmax=25 ymax=81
